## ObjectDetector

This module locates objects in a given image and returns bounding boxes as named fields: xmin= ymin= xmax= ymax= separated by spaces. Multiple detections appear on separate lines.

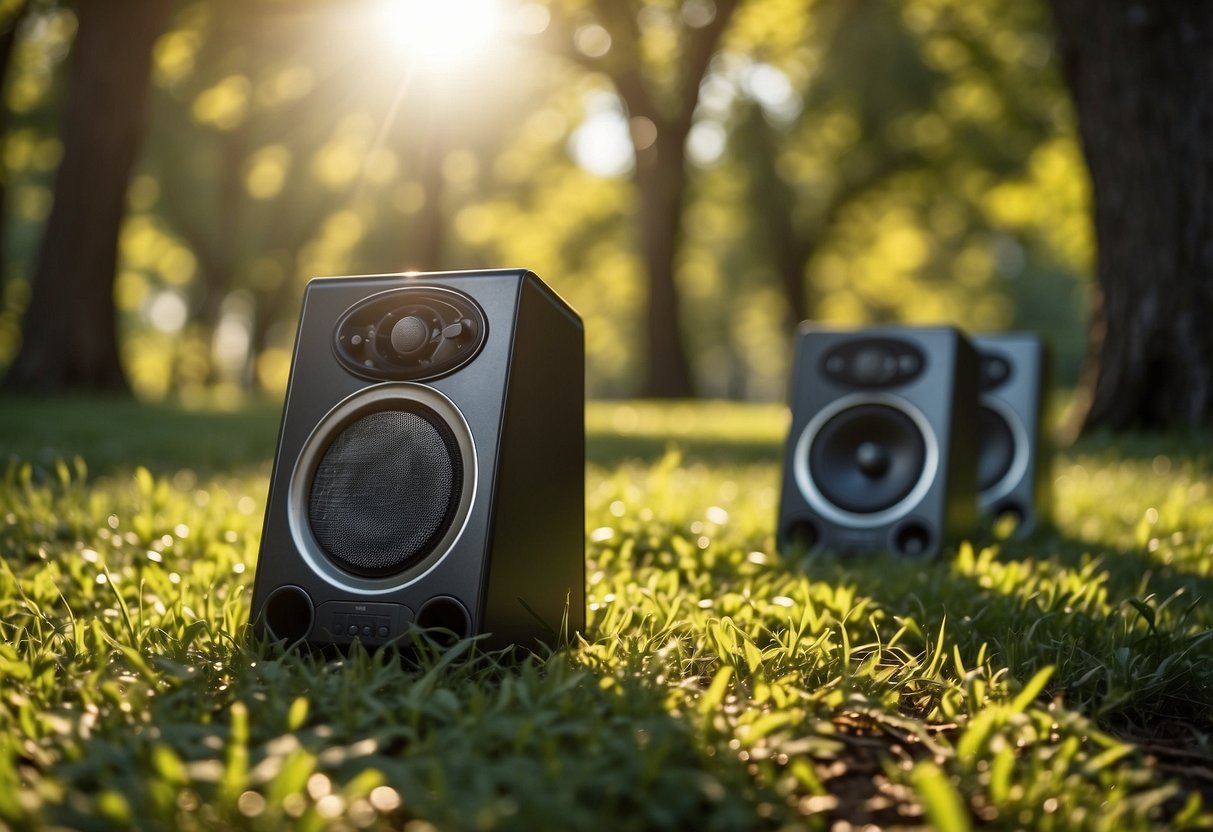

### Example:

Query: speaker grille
xmin=308 ymin=408 xmax=463 ymax=577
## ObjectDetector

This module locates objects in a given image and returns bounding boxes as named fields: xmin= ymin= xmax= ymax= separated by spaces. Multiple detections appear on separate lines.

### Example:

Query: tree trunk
xmin=0 ymin=1 xmax=30 ymax=306
xmin=3 ymin=0 xmax=171 ymax=394
xmin=734 ymin=102 xmax=812 ymax=331
xmin=634 ymin=126 xmax=695 ymax=398
xmin=1050 ymin=0 xmax=1213 ymax=431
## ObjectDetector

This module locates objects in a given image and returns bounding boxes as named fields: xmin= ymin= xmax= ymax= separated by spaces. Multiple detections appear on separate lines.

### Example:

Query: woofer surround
xmin=794 ymin=393 xmax=940 ymax=528
xmin=976 ymin=398 xmax=1029 ymax=502
xmin=288 ymin=383 xmax=477 ymax=595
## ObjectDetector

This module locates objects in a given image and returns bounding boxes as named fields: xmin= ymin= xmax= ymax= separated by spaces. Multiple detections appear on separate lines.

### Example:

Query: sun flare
xmin=377 ymin=0 xmax=502 ymax=70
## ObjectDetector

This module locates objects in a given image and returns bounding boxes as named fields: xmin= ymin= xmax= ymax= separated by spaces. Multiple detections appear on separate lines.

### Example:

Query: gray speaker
xmin=250 ymin=269 xmax=584 ymax=651
xmin=973 ymin=332 xmax=1050 ymax=537
xmin=777 ymin=325 xmax=979 ymax=558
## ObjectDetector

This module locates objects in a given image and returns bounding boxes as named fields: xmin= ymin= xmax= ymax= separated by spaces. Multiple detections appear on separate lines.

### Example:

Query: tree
xmin=1050 ymin=0 xmax=1213 ymax=431
xmin=540 ymin=0 xmax=741 ymax=397
xmin=0 ymin=0 xmax=31 ymax=302
xmin=3 ymin=0 xmax=170 ymax=393
xmin=733 ymin=0 xmax=1068 ymax=335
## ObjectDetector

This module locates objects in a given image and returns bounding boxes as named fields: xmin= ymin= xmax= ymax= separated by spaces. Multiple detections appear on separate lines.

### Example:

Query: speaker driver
xmin=975 ymin=395 xmax=1031 ymax=505
xmin=977 ymin=404 xmax=1015 ymax=492
xmin=288 ymin=383 xmax=477 ymax=594
xmin=807 ymin=404 xmax=927 ymax=514
xmin=308 ymin=407 xmax=462 ymax=577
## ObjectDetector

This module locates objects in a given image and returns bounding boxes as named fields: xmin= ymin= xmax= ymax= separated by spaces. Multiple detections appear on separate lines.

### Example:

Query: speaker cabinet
xmin=251 ymin=269 xmax=585 ymax=652
xmin=777 ymin=325 xmax=979 ymax=558
xmin=972 ymin=332 xmax=1050 ymax=537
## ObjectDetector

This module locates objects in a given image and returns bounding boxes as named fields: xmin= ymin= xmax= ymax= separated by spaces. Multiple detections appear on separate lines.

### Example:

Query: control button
xmin=822 ymin=338 xmax=926 ymax=389
xmin=853 ymin=348 xmax=894 ymax=384
xmin=377 ymin=626 xmax=390 ymax=638
xmin=361 ymin=625 xmax=372 ymax=637
xmin=347 ymin=625 xmax=358 ymax=636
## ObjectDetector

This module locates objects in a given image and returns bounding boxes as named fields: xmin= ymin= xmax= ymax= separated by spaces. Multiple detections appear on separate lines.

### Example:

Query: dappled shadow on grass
xmin=11 ymin=630 xmax=785 ymax=830
xmin=588 ymin=433 xmax=784 ymax=468
xmin=0 ymin=395 xmax=790 ymax=476
xmin=0 ymin=394 xmax=283 ymax=477
xmin=586 ymin=400 xmax=788 ymax=468
xmin=781 ymin=523 xmax=1213 ymax=758
xmin=5 ymin=397 xmax=1213 ymax=827
xmin=1066 ymin=427 xmax=1213 ymax=473
xmin=770 ymin=535 xmax=1213 ymax=823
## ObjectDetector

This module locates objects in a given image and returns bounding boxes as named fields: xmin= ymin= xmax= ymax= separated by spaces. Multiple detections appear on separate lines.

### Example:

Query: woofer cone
xmin=288 ymin=383 xmax=476 ymax=594
xmin=977 ymin=396 xmax=1030 ymax=505
xmin=977 ymin=405 xmax=1015 ymax=492
xmin=808 ymin=404 xmax=926 ymax=513
xmin=793 ymin=394 xmax=940 ymax=528
xmin=308 ymin=407 xmax=462 ymax=577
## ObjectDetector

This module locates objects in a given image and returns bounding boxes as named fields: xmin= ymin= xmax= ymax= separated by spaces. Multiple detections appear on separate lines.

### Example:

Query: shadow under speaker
xmin=777 ymin=325 xmax=979 ymax=558
xmin=250 ymin=269 xmax=585 ymax=651
xmin=973 ymin=332 xmax=1050 ymax=536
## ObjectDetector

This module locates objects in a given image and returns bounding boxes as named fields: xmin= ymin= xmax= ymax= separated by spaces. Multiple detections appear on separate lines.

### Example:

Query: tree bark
xmin=610 ymin=0 xmax=739 ymax=398
xmin=733 ymin=102 xmax=812 ymax=331
xmin=3 ymin=0 xmax=171 ymax=394
xmin=633 ymin=121 xmax=695 ymax=397
xmin=1050 ymin=0 xmax=1213 ymax=431
xmin=538 ymin=0 xmax=738 ymax=397
xmin=0 ymin=1 xmax=30 ymax=308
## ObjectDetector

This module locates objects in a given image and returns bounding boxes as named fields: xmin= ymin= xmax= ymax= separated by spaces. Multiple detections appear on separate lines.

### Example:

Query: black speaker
xmin=250 ymin=269 xmax=585 ymax=651
xmin=972 ymin=332 xmax=1050 ymax=536
xmin=776 ymin=325 xmax=979 ymax=558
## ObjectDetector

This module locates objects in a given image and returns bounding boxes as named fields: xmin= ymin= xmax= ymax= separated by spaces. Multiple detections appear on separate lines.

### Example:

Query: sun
xmin=377 ymin=0 xmax=503 ymax=71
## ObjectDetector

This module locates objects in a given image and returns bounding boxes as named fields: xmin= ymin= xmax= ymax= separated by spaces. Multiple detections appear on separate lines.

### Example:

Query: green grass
xmin=1 ymin=396 xmax=1212 ymax=830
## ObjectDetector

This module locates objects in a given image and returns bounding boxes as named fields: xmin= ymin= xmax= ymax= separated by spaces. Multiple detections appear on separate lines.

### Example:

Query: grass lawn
xmin=1 ymin=395 xmax=1212 ymax=830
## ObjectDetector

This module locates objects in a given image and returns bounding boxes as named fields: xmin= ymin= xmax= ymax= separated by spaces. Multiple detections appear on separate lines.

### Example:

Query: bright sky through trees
xmin=377 ymin=0 xmax=503 ymax=70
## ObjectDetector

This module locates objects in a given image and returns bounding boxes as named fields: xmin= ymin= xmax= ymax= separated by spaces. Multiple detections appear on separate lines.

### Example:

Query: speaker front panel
xmin=777 ymin=326 xmax=978 ymax=558
xmin=251 ymin=270 xmax=584 ymax=651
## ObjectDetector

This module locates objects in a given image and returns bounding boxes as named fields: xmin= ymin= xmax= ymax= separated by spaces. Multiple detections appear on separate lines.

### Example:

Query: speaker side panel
xmin=938 ymin=330 xmax=979 ymax=541
xmin=481 ymin=274 xmax=585 ymax=650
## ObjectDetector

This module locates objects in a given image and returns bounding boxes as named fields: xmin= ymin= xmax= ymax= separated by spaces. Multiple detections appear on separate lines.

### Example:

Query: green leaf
xmin=912 ymin=761 xmax=971 ymax=832
xmin=700 ymin=666 xmax=733 ymax=715
xmin=1009 ymin=665 xmax=1054 ymax=713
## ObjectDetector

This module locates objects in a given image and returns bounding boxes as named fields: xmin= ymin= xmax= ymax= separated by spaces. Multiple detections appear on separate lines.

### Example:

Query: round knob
xmin=390 ymin=316 xmax=429 ymax=355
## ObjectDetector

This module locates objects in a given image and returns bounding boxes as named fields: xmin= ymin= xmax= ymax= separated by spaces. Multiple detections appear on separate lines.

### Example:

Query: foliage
xmin=1 ymin=400 xmax=1211 ymax=829
xmin=0 ymin=0 xmax=1092 ymax=400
